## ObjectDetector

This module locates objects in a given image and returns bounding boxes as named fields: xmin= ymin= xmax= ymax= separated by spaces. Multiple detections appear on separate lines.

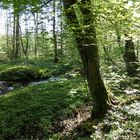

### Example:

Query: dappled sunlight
xmin=0 ymin=76 xmax=88 ymax=139
xmin=0 ymin=0 xmax=139 ymax=139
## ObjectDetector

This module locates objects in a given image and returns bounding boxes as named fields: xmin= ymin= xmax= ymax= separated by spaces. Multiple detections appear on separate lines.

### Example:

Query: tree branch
xmin=32 ymin=0 xmax=53 ymax=13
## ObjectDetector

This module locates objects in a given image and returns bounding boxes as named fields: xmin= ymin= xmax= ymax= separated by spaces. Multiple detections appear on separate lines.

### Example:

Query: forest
xmin=0 ymin=0 xmax=140 ymax=139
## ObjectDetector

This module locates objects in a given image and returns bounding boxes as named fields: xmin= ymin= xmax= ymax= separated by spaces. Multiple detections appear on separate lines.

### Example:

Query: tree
xmin=63 ymin=0 xmax=110 ymax=119
xmin=5 ymin=10 xmax=10 ymax=58
xmin=14 ymin=10 xmax=20 ymax=58
xmin=60 ymin=0 xmax=63 ymax=57
xmin=53 ymin=0 xmax=58 ymax=63
xmin=33 ymin=12 xmax=39 ymax=58
xmin=124 ymin=35 xmax=138 ymax=76
xmin=94 ymin=0 xmax=139 ymax=76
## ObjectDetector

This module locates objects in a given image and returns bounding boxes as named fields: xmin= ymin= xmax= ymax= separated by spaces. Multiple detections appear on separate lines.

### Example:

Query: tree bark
xmin=63 ymin=0 xmax=110 ymax=119
xmin=19 ymin=25 xmax=28 ymax=60
xmin=15 ymin=13 xmax=20 ymax=58
xmin=124 ymin=36 xmax=138 ymax=76
xmin=53 ymin=0 xmax=58 ymax=63
xmin=60 ymin=0 xmax=63 ymax=57
xmin=6 ymin=10 xmax=10 ymax=59
xmin=25 ymin=13 xmax=29 ymax=58
xmin=12 ymin=12 xmax=16 ymax=59
xmin=33 ymin=12 xmax=39 ymax=59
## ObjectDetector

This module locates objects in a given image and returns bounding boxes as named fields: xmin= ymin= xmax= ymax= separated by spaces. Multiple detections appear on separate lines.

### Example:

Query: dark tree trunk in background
xmin=19 ymin=25 xmax=28 ymax=60
xmin=136 ymin=40 xmax=139 ymax=61
xmin=12 ymin=12 xmax=16 ymax=59
xmin=63 ymin=0 xmax=110 ymax=119
xmin=6 ymin=10 xmax=10 ymax=59
xmin=12 ymin=11 xmax=20 ymax=59
xmin=25 ymin=13 xmax=29 ymax=58
xmin=15 ymin=13 xmax=20 ymax=58
xmin=60 ymin=0 xmax=63 ymax=57
xmin=124 ymin=36 xmax=138 ymax=76
xmin=53 ymin=0 xmax=58 ymax=63
xmin=33 ymin=12 xmax=39 ymax=59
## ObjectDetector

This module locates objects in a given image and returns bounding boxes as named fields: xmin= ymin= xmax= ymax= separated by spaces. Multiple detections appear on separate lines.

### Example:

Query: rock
xmin=0 ymin=81 xmax=8 ymax=95
xmin=8 ymin=87 xmax=14 ymax=91
xmin=0 ymin=90 xmax=3 ymax=95
xmin=0 ymin=66 xmax=40 ymax=82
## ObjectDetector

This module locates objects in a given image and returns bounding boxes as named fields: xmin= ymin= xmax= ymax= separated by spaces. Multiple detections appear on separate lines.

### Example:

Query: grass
xmin=0 ymin=58 xmax=78 ymax=82
xmin=0 ymin=76 xmax=88 ymax=140
xmin=0 ymin=58 xmax=139 ymax=140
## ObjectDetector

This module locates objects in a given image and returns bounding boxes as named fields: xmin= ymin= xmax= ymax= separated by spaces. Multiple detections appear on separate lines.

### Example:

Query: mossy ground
xmin=0 ymin=59 xmax=76 ymax=82
xmin=0 ymin=59 xmax=139 ymax=140
xmin=0 ymin=76 xmax=89 ymax=140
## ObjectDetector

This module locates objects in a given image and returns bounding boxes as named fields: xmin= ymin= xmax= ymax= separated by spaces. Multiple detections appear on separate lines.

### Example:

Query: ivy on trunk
xmin=63 ymin=0 xmax=110 ymax=119
xmin=124 ymin=36 xmax=139 ymax=76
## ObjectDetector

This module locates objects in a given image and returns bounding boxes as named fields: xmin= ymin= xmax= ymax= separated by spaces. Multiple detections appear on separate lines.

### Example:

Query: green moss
xmin=77 ymin=121 xmax=96 ymax=133
xmin=0 ymin=77 xmax=88 ymax=140
xmin=0 ymin=59 xmax=76 ymax=81
xmin=0 ymin=66 xmax=40 ymax=82
xmin=39 ymin=68 xmax=51 ymax=79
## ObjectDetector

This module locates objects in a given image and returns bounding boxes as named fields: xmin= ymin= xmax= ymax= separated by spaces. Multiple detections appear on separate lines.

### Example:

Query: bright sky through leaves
xmin=0 ymin=10 xmax=6 ymax=35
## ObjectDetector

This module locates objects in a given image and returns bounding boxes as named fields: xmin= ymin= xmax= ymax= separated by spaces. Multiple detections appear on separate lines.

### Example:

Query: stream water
xmin=1 ymin=77 xmax=140 ymax=116
xmin=0 ymin=76 xmax=60 ymax=95
xmin=31 ymin=76 xmax=59 ymax=86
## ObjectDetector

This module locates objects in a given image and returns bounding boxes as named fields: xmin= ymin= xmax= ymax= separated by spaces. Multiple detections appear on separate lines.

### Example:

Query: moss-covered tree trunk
xmin=63 ymin=0 xmax=110 ymax=119
xmin=124 ymin=36 xmax=138 ymax=76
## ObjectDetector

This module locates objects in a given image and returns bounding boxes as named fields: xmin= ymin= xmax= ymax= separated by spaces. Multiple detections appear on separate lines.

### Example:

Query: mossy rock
xmin=0 ymin=66 xmax=40 ymax=82
xmin=39 ymin=69 xmax=51 ymax=79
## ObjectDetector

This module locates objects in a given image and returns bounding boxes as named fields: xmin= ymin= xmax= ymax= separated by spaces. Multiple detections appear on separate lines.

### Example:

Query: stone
xmin=0 ymin=81 xmax=8 ymax=95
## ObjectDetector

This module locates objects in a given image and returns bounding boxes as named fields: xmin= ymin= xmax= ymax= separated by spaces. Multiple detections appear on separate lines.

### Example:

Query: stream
xmin=31 ymin=76 xmax=59 ymax=86
xmin=0 ymin=76 xmax=60 ymax=95
xmin=1 ymin=77 xmax=140 ymax=116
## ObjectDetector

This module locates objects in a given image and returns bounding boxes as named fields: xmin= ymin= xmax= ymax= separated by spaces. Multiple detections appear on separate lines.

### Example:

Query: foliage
xmin=0 ymin=57 xmax=139 ymax=140
xmin=0 ymin=0 xmax=42 ymax=12
xmin=0 ymin=76 xmax=88 ymax=140
xmin=0 ymin=59 xmax=81 ymax=82
xmin=62 ymin=101 xmax=140 ymax=140
xmin=0 ymin=0 xmax=139 ymax=139
xmin=0 ymin=66 xmax=40 ymax=82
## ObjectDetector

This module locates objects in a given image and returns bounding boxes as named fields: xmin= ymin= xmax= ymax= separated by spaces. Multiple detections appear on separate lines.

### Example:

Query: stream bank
xmin=0 ymin=76 xmax=60 ymax=95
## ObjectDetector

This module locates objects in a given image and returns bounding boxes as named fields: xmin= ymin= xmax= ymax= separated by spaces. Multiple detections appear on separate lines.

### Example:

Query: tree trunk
xmin=63 ymin=0 xmax=110 ymax=119
xmin=33 ymin=12 xmax=38 ymax=59
xmin=15 ymin=13 xmax=20 ymax=58
xmin=6 ymin=10 xmax=10 ymax=59
xmin=25 ymin=12 xmax=29 ymax=58
xmin=136 ymin=40 xmax=139 ymax=62
xmin=19 ymin=25 xmax=28 ymax=60
xmin=12 ymin=12 xmax=16 ymax=59
xmin=124 ymin=36 xmax=138 ymax=76
xmin=60 ymin=0 xmax=63 ymax=57
xmin=53 ymin=0 xmax=58 ymax=63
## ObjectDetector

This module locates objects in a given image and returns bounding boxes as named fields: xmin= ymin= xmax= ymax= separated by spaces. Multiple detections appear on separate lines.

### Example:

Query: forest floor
xmin=0 ymin=59 xmax=139 ymax=140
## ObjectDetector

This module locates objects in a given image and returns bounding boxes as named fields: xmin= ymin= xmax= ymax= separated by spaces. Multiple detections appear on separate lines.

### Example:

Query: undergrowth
xmin=0 ymin=77 xmax=88 ymax=140
xmin=0 ymin=58 xmax=139 ymax=140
